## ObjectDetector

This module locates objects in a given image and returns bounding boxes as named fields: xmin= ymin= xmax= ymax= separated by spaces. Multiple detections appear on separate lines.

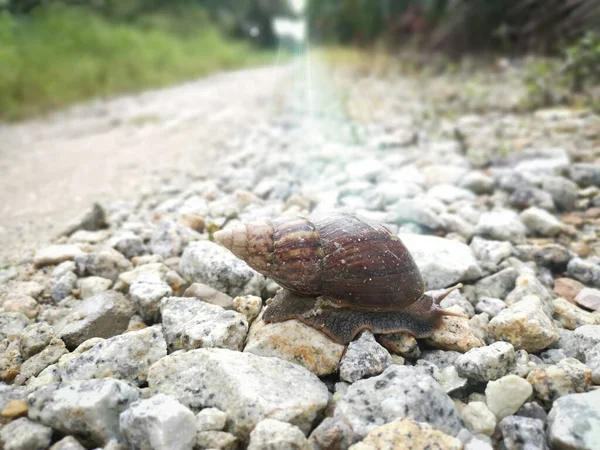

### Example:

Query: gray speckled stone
xmin=75 ymin=247 xmax=133 ymax=282
xmin=475 ymin=297 xmax=506 ymax=318
xmin=573 ymin=325 xmax=600 ymax=383
xmin=542 ymin=175 xmax=578 ymax=212
xmin=455 ymin=342 xmax=516 ymax=382
xmin=51 ymin=271 xmax=77 ymax=302
xmin=60 ymin=326 xmax=166 ymax=385
xmin=567 ymin=257 xmax=600 ymax=288
xmin=147 ymin=348 xmax=329 ymax=440
xmin=499 ymin=416 xmax=547 ymax=450
xmin=474 ymin=268 xmax=518 ymax=301
xmin=399 ymin=233 xmax=482 ymax=290
xmin=108 ymin=231 xmax=148 ymax=259
xmin=470 ymin=237 xmax=514 ymax=272
xmin=569 ymin=163 xmax=600 ymax=187
xmin=119 ymin=393 xmax=196 ymax=450
xmin=57 ymin=291 xmax=135 ymax=350
xmin=547 ymin=389 xmax=600 ymax=450
xmin=327 ymin=365 xmax=463 ymax=445
xmin=247 ymin=419 xmax=312 ymax=450
xmin=129 ymin=277 xmax=173 ymax=322
xmin=14 ymin=337 xmax=68 ymax=385
xmin=179 ymin=241 xmax=266 ymax=297
xmin=160 ymin=297 xmax=248 ymax=352
xmin=28 ymin=378 xmax=141 ymax=447
xmin=420 ymin=350 xmax=462 ymax=369
xmin=0 ymin=312 xmax=31 ymax=340
xmin=339 ymin=331 xmax=392 ymax=383
xmin=0 ymin=417 xmax=53 ymax=450
xmin=19 ymin=322 xmax=56 ymax=360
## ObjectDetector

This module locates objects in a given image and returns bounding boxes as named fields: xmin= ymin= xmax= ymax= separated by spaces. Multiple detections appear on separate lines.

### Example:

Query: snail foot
xmin=263 ymin=289 xmax=443 ymax=345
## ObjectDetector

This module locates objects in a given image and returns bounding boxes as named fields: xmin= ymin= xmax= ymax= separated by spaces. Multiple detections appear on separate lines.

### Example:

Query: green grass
xmin=0 ymin=6 xmax=274 ymax=121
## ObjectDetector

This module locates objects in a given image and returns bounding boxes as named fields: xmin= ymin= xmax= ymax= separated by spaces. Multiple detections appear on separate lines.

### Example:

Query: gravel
xmin=1 ymin=62 xmax=600 ymax=450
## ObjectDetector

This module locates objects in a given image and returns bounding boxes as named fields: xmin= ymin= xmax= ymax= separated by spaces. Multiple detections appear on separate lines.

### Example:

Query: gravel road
xmin=0 ymin=65 xmax=289 ymax=265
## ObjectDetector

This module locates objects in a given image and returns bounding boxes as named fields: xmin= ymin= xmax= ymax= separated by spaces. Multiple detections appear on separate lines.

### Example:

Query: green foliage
xmin=524 ymin=32 xmax=600 ymax=111
xmin=0 ymin=4 xmax=272 ymax=121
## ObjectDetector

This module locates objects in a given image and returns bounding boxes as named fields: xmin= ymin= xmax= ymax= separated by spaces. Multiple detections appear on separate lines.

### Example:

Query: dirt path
xmin=0 ymin=65 xmax=290 ymax=265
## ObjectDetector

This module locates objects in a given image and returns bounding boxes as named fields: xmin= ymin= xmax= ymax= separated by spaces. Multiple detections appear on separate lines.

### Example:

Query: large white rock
xmin=147 ymin=348 xmax=329 ymax=440
xmin=28 ymin=378 xmax=141 ymax=447
xmin=59 ymin=326 xmax=166 ymax=385
xmin=399 ymin=233 xmax=483 ymax=289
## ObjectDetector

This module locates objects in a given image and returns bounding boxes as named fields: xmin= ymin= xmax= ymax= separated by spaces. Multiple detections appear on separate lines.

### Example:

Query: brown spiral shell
xmin=214 ymin=212 xmax=425 ymax=311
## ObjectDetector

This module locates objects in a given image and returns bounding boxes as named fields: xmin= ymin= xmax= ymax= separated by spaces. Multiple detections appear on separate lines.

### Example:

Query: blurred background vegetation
xmin=1 ymin=0 xmax=599 ymax=121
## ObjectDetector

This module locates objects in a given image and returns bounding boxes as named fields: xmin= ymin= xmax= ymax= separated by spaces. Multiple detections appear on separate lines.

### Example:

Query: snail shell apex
xmin=214 ymin=213 xmax=424 ymax=311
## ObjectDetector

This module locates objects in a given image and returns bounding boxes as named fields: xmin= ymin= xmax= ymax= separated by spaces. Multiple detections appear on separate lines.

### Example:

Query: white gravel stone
xmin=247 ymin=419 xmax=312 ymax=450
xmin=129 ymin=277 xmax=173 ymax=322
xmin=474 ymin=267 xmax=519 ymax=301
xmin=196 ymin=407 xmax=228 ymax=432
xmin=520 ymin=206 xmax=564 ymax=236
xmin=469 ymin=237 xmax=514 ymax=272
xmin=34 ymin=244 xmax=85 ymax=268
xmin=57 ymin=291 xmax=135 ymax=349
xmin=48 ymin=436 xmax=86 ymax=450
xmin=60 ymin=326 xmax=166 ymax=384
xmin=147 ymin=348 xmax=329 ymax=440
xmin=161 ymin=297 xmax=248 ymax=352
xmin=475 ymin=209 xmax=527 ymax=244
xmin=339 ymin=331 xmax=392 ymax=383
xmin=455 ymin=342 xmax=516 ymax=382
xmin=399 ymin=233 xmax=483 ymax=289
xmin=0 ymin=417 xmax=53 ymax=450
xmin=119 ymin=393 xmax=197 ymax=450
xmin=179 ymin=241 xmax=266 ymax=297
xmin=77 ymin=276 xmax=113 ymax=298
xmin=461 ymin=402 xmax=497 ymax=436
xmin=196 ymin=431 xmax=238 ymax=450
xmin=118 ymin=263 xmax=186 ymax=294
xmin=485 ymin=374 xmax=533 ymax=420
xmin=28 ymin=378 xmax=141 ymax=447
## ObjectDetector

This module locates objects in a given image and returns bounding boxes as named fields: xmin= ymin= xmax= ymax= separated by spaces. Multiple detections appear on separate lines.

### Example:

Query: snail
xmin=214 ymin=212 xmax=461 ymax=344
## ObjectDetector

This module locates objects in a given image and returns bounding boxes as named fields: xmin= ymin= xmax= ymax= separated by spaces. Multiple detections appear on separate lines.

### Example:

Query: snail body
xmin=214 ymin=212 xmax=459 ymax=344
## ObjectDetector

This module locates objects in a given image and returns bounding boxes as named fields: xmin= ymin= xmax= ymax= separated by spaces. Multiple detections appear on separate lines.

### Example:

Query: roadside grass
xmin=0 ymin=6 xmax=275 ymax=121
